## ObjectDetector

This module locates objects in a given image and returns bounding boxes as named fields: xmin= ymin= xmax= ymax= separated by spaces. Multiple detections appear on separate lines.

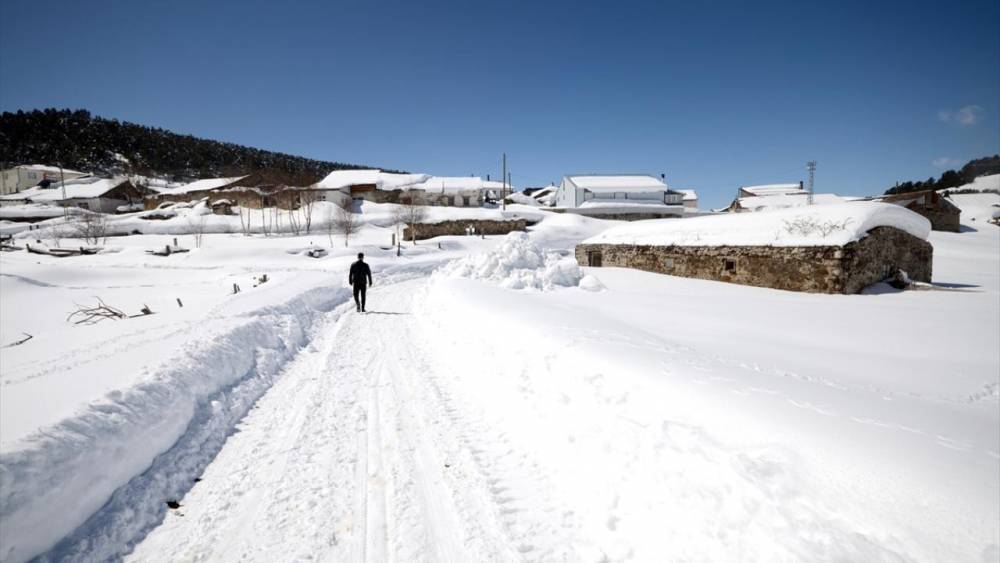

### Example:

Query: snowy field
xmin=1 ymin=194 xmax=998 ymax=562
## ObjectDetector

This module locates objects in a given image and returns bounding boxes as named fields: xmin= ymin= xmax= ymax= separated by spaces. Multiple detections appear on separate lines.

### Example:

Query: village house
xmin=553 ymin=174 xmax=687 ymax=220
xmin=714 ymin=182 xmax=849 ymax=213
xmin=145 ymin=169 xmax=340 ymax=210
xmin=877 ymin=190 xmax=961 ymax=232
xmin=575 ymin=202 xmax=933 ymax=294
xmin=0 ymin=164 xmax=88 ymax=195
xmin=313 ymin=169 xmax=429 ymax=204
xmin=674 ymin=189 xmax=699 ymax=212
xmin=0 ymin=175 xmax=145 ymax=213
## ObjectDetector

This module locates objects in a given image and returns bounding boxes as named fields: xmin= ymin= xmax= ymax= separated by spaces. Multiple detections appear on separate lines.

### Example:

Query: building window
xmin=78 ymin=202 xmax=89 ymax=210
xmin=587 ymin=250 xmax=602 ymax=267
xmin=723 ymin=258 xmax=736 ymax=272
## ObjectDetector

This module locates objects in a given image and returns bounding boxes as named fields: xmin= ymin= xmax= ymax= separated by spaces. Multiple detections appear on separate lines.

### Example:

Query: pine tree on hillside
xmin=0 ymin=108 xmax=396 ymax=181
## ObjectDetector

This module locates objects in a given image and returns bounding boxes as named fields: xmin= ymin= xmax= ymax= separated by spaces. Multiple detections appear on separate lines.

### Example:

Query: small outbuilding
xmin=878 ymin=190 xmax=961 ymax=232
xmin=575 ymin=203 xmax=933 ymax=294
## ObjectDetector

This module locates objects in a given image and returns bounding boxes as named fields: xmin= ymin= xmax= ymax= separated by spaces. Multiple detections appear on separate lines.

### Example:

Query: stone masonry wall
xmin=575 ymin=227 xmax=932 ymax=294
xmin=911 ymin=206 xmax=960 ymax=233
xmin=403 ymin=219 xmax=526 ymax=241
xmin=839 ymin=226 xmax=932 ymax=293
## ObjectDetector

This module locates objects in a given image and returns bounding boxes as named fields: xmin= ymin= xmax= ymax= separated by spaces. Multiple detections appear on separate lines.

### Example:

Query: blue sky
xmin=1 ymin=0 xmax=997 ymax=209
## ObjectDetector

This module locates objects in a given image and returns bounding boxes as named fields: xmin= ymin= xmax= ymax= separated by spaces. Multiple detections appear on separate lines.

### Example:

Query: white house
xmin=312 ymin=169 xmax=511 ymax=207
xmin=673 ymin=189 xmax=699 ymax=212
xmin=554 ymin=174 xmax=686 ymax=218
xmin=1 ymin=164 xmax=87 ymax=195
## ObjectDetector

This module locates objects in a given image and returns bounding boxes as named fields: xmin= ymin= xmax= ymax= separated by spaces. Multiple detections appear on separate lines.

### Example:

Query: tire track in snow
xmin=124 ymin=276 xmax=531 ymax=562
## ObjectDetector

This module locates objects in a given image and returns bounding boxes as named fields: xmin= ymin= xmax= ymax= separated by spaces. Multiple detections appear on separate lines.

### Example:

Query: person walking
xmin=349 ymin=252 xmax=373 ymax=312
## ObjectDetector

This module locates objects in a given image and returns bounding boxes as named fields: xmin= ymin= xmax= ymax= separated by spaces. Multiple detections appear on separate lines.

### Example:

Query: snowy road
xmin=125 ymin=278 xmax=553 ymax=562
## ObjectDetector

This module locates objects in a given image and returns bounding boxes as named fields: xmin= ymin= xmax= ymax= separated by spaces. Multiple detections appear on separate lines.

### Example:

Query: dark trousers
xmin=353 ymin=283 xmax=367 ymax=310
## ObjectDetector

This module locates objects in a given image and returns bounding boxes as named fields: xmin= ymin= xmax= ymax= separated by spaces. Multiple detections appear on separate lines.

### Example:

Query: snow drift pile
xmin=584 ymin=202 xmax=931 ymax=247
xmin=440 ymin=232 xmax=599 ymax=290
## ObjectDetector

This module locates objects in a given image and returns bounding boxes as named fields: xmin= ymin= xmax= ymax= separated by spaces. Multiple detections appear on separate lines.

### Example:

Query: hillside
xmin=0 ymin=109 xmax=390 ymax=183
xmin=885 ymin=155 xmax=1000 ymax=195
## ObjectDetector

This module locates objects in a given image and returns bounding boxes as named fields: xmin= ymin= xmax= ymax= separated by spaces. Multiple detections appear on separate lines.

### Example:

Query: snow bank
xmin=439 ymin=232 xmax=587 ymax=290
xmin=941 ymin=173 xmax=1000 ymax=194
xmin=0 ymin=285 xmax=351 ymax=563
xmin=505 ymin=192 xmax=541 ymax=206
xmin=0 ymin=204 xmax=72 ymax=220
xmin=583 ymin=202 xmax=931 ymax=247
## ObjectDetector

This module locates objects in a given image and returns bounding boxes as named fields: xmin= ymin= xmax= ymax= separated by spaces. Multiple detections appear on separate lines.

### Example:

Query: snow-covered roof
xmin=0 ymin=176 xmax=128 ymax=202
xmin=579 ymin=200 xmax=683 ymax=210
xmin=315 ymin=169 xmax=430 ymax=191
xmin=741 ymin=184 xmax=804 ymax=196
xmin=737 ymin=192 xmax=844 ymax=211
xmin=5 ymin=164 xmax=85 ymax=175
xmin=566 ymin=175 xmax=668 ymax=193
xmin=411 ymin=177 xmax=484 ymax=193
xmin=673 ymin=189 xmax=698 ymax=201
xmin=163 ymin=176 xmax=248 ymax=195
xmin=582 ymin=202 xmax=931 ymax=247
xmin=531 ymin=187 xmax=555 ymax=199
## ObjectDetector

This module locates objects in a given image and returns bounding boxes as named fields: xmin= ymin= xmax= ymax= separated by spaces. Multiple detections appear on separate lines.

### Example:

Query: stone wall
xmin=575 ymin=226 xmax=932 ymax=294
xmin=909 ymin=205 xmax=960 ymax=233
xmin=839 ymin=226 xmax=932 ymax=293
xmin=403 ymin=219 xmax=526 ymax=241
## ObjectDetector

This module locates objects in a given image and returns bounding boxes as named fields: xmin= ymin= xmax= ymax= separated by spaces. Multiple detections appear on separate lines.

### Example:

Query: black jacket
xmin=349 ymin=261 xmax=372 ymax=287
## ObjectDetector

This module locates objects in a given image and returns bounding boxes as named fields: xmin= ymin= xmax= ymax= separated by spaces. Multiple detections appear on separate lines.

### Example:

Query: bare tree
xmin=188 ymin=213 xmax=208 ymax=248
xmin=329 ymin=199 xmax=358 ymax=247
xmin=299 ymin=189 xmax=319 ymax=234
xmin=283 ymin=191 xmax=303 ymax=236
xmin=237 ymin=201 xmax=253 ymax=236
xmin=390 ymin=204 xmax=406 ymax=254
xmin=400 ymin=190 xmax=428 ymax=244
xmin=72 ymin=212 xmax=109 ymax=246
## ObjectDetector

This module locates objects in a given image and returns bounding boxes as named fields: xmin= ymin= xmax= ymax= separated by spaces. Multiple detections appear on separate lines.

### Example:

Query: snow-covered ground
xmin=1 ymin=195 xmax=997 ymax=562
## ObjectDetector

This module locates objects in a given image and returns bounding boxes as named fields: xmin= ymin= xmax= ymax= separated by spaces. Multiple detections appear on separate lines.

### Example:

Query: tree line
xmin=885 ymin=155 xmax=1000 ymax=195
xmin=0 ymin=108 xmax=396 ymax=182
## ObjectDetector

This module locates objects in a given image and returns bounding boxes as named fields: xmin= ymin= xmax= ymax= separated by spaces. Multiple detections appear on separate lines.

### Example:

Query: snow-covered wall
xmin=583 ymin=202 xmax=931 ymax=247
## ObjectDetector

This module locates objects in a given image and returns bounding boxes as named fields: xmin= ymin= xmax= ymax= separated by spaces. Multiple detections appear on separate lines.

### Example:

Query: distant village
xmin=2 ymin=161 xmax=996 ymax=296
xmin=0 ymin=160 xmax=969 ymax=232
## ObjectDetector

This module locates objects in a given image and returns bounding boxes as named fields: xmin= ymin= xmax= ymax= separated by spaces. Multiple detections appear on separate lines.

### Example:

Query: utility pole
xmin=501 ymin=153 xmax=506 ymax=211
xmin=806 ymin=161 xmax=817 ymax=205
xmin=58 ymin=154 xmax=68 ymax=219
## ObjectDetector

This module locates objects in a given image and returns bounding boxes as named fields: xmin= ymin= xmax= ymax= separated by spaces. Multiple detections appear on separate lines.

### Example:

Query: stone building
xmin=879 ymin=190 xmax=961 ymax=232
xmin=575 ymin=203 xmax=933 ymax=294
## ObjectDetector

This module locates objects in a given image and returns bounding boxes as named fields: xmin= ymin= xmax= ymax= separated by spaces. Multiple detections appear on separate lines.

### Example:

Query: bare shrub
xmin=782 ymin=216 xmax=853 ymax=238
xmin=72 ymin=212 xmax=109 ymax=245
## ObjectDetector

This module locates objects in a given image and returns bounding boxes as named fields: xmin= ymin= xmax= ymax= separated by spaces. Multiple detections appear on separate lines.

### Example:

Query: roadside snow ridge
xmin=583 ymin=202 xmax=931 ymax=247
xmin=440 ymin=232 xmax=595 ymax=290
